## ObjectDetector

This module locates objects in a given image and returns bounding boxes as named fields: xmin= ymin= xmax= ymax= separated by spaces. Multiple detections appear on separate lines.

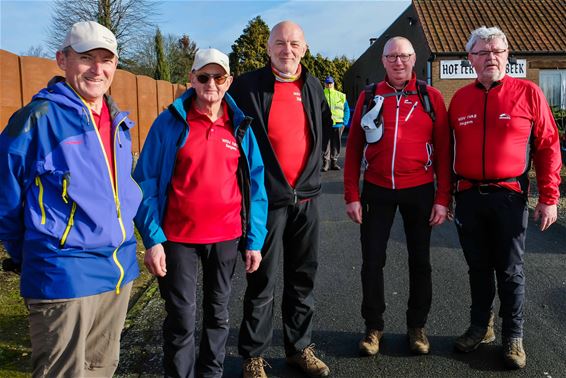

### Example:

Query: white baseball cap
xmin=361 ymin=95 xmax=385 ymax=143
xmin=61 ymin=21 xmax=119 ymax=57
xmin=191 ymin=48 xmax=230 ymax=74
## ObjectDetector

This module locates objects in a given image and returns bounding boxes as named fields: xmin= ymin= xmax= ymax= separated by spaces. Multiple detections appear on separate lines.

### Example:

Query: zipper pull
xmin=62 ymin=175 xmax=69 ymax=203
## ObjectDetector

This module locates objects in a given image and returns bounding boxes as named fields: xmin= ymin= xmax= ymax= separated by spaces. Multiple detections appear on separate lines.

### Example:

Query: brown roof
xmin=413 ymin=0 xmax=566 ymax=54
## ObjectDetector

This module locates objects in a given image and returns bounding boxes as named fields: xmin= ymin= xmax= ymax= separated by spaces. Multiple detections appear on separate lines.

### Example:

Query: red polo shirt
xmin=163 ymin=101 xmax=243 ymax=243
xmin=268 ymin=79 xmax=311 ymax=187
xmin=91 ymin=100 xmax=115 ymax=185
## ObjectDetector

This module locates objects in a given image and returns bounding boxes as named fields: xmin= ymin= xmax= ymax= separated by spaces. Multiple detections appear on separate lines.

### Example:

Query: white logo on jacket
xmin=499 ymin=113 xmax=511 ymax=120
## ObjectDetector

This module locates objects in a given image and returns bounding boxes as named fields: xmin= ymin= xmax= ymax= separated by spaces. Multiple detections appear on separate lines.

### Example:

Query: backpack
xmin=361 ymin=80 xmax=436 ymax=122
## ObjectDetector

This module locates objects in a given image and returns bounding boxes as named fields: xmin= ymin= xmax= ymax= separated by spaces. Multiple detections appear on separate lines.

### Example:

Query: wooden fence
xmin=0 ymin=49 xmax=188 ymax=153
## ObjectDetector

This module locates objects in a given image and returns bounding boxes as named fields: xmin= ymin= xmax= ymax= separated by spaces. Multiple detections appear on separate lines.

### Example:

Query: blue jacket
xmin=0 ymin=79 xmax=142 ymax=299
xmin=133 ymin=88 xmax=268 ymax=252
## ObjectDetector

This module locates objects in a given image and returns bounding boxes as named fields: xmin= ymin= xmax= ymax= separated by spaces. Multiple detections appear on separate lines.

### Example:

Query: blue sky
xmin=0 ymin=0 xmax=410 ymax=60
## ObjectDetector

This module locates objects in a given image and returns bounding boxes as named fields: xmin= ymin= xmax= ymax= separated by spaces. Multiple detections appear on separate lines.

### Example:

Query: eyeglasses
xmin=469 ymin=49 xmax=507 ymax=57
xmin=384 ymin=54 xmax=413 ymax=63
xmin=196 ymin=73 xmax=229 ymax=85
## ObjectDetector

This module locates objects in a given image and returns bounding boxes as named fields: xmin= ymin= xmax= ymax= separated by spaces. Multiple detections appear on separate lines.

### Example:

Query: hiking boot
xmin=455 ymin=321 xmax=495 ymax=353
xmin=408 ymin=327 xmax=430 ymax=354
xmin=242 ymin=357 xmax=268 ymax=378
xmin=286 ymin=344 xmax=330 ymax=377
xmin=321 ymin=161 xmax=330 ymax=172
xmin=503 ymin=337 xmax=526 ymax=369
xmin=359 ymin=329 xmax=383 ymax=356
xmin=330 ymin=162 xmax=341 ymax=170
xmin=484 ymin=311 xmax=496 ymax=344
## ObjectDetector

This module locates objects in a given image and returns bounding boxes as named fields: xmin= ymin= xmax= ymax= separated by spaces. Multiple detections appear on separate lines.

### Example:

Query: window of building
xmin=539 ymin=70 xmax=566 ymax=110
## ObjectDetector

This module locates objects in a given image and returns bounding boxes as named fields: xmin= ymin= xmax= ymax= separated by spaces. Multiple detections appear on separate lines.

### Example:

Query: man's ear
xmin=55 ymin=51 xmax=67 ymax=71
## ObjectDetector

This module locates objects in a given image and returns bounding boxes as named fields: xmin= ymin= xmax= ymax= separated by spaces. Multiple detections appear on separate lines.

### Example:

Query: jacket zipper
xmin=35 ymin=176 xmax=46 ymax=224
xmin=482 ymin=89 xmax=489 ymax=180
xmin=391 ymin=95 xmax=402 ymax=189
xmin=76 ymin=93 xmax=127 ymax=295
xmin=60 ymin=202 xmax=77 ymax=247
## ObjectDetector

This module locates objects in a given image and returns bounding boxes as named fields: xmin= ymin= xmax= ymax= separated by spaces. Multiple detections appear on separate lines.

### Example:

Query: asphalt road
xmin=117 ymin=159 xmax=566 ymax=378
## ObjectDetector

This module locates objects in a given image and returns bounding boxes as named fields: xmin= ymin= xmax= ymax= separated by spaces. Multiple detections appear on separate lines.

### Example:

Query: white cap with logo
xmin=191 ymin=48 xmax=230 ymax=74
xmin=61 ymin=21 xmax=119 ymax=57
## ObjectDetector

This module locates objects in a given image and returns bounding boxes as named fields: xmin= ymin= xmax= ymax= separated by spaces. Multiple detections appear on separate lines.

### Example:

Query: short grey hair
xmin=465 ymin=26 xmax=508 ymax=52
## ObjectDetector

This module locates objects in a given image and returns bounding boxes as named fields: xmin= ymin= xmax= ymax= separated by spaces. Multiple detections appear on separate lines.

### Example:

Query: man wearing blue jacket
xmin=133 ymin=48 xmax=268 ymax=378
xmin=0 ymin=21 xmax=141 ymax=377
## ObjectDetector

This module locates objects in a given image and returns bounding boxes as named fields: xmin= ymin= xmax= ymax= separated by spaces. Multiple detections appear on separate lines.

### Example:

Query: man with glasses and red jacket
xmin=344 ymin=36 xmax=451 ymax=358
xmin=449 ymin=26 xmax=562 ymax=370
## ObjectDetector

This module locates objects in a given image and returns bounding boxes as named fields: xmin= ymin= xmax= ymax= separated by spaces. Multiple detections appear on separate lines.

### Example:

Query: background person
xmin=133 ymin=48 xmax=268 ymax=378
xmin=344 ymin=36 xmax=451 ymax=357
xmin=449 ymin=26 xmax=562 ymax=369
xmin=0 ymin=21 xmax=141 ymax=377
xmin=322 ymin=75 xmax=350 ymax=171
xmin=229 ymin=20 xmax=333 ymax=378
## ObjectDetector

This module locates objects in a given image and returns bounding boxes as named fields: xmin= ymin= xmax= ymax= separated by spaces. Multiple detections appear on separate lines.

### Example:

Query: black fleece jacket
xmin=229 ymin=65 xmax=332 ymax=209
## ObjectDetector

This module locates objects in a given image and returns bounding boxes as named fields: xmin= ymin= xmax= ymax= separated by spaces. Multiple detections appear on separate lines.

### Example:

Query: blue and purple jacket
xmin=0 ymin=78 xmax=142 ymax=299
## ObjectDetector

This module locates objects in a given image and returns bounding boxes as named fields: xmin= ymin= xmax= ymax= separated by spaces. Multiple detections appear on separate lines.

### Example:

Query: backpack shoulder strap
xmin=416 ymin=80 xmax=436 ymax=122
xmin=361 ymin=83 xmax=377 ymax=117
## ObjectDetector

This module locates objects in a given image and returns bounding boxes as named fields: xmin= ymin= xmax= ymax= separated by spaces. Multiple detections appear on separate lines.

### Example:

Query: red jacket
xmin=344 ymin=74 xmax=451 ymax=207
xmin=449 ymin=75 xmax=562 ymax=205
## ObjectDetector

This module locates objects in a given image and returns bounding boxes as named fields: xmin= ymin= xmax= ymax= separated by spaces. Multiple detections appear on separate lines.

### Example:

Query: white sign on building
xmin=440 ymin=59 xmax=527 ymax=79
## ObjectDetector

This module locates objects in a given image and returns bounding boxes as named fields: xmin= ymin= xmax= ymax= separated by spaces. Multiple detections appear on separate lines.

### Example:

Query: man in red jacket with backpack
xmin=344 ymin=36 xmax=451 ymax=357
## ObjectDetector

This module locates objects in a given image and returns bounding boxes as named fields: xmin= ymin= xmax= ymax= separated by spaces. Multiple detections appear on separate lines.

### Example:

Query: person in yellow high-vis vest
xmin=322 ymin=76 xmax=350 ymax=171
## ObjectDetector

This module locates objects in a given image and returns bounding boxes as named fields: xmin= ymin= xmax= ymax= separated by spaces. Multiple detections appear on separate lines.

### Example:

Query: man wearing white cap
xmin=134 ymin=48 xmax=268 ymax=378
xmin=0 ymin=21 xmax=141 ymax=377
xmin=344 ymin=36 xmax=451 ymax=357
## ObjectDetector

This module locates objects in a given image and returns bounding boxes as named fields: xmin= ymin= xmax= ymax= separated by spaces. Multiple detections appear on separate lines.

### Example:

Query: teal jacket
xmin=133 ymin=88 xmax=268 ymax=251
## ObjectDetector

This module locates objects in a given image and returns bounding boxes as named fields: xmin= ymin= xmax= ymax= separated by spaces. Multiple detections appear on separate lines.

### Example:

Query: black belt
xmin=473 ymin=184 xmax=510 ymax=194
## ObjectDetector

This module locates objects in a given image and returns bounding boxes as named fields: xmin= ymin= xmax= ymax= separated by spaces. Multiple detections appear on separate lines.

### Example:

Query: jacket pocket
xmin=424 ymin=142 xmax=433 ymax=171
xmin=35 ymin=176 xmax=46 ymax=225
xmin=60 ymin=201 xmax=77 ymax=247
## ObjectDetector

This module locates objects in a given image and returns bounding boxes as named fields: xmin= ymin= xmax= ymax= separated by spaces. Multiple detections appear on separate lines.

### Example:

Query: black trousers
xmin=159 ymin=239 xmax=239 ymax=378
xmin=238 ymin=198 xmax=319 ymax=357
xmin=322 ymin=126 xmax=344 ymax=163
xmin=454 ymin=188 xmax=528 ymax=338
xmin=360 ymin=182 xmax=434 ymax=331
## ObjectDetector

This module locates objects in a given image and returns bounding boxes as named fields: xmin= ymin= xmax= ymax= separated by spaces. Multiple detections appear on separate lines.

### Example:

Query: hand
xmin=346 ymin=201 xmax=363 ymax=224
xmin=533 ymin=202 xmax=557 ymax=231
xmin=144 ymin=243 xmax=167 ymax=277
xmin=245 ymin=250 xmax=262 ymax=273
xmin=429 ymin=204 xmax=448 ymax=226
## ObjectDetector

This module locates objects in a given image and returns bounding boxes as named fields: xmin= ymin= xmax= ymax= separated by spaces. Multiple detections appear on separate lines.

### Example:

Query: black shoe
xmin=321 ymin=162 xmax=329 ymax=172
xmin=330 ymin=163 xmax=341 ymax=170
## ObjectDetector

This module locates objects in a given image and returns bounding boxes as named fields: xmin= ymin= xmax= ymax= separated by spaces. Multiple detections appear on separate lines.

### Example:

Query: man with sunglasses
xmin=449 ymin=26 xmax=562 ymax=369
xmin=133 ymin=48 xmax=268 ymax=378
xmin=343 ymin=36 xmax=451 ymax=357
xmin=228 ymin=20 xmax=332 ymax=378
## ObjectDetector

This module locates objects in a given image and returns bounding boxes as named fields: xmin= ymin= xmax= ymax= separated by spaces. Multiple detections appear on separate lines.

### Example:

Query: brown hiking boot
xmin=286 ymin=344 xmax=330 ymax=377
xmin=242 ymin=357 xmax=269 ymax=378
xmin=454 ymin=312 xmax=496 ymax=353
xmin=408 ymin=327 xmax=430 ymax=354
xmin=359 ymin=329 xmax=383 ymax=356
xmin=503 ymin=337 xmax=526 ymax=369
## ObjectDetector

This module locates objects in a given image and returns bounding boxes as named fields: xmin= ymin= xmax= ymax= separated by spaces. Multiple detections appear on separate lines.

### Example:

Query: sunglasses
xmin=196 ymin=73 xmax=229 ymax=85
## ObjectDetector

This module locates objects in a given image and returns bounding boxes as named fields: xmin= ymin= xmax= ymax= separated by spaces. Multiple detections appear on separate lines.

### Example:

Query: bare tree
xmin=46 ymin=0 xmax=160 ymax=58
xmin=21 ymin=45 xmax=52 ymax=59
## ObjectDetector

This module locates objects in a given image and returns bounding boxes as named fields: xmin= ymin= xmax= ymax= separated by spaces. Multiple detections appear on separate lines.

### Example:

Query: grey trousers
xmin=26 ymin=281 xmax=133 ymax=378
